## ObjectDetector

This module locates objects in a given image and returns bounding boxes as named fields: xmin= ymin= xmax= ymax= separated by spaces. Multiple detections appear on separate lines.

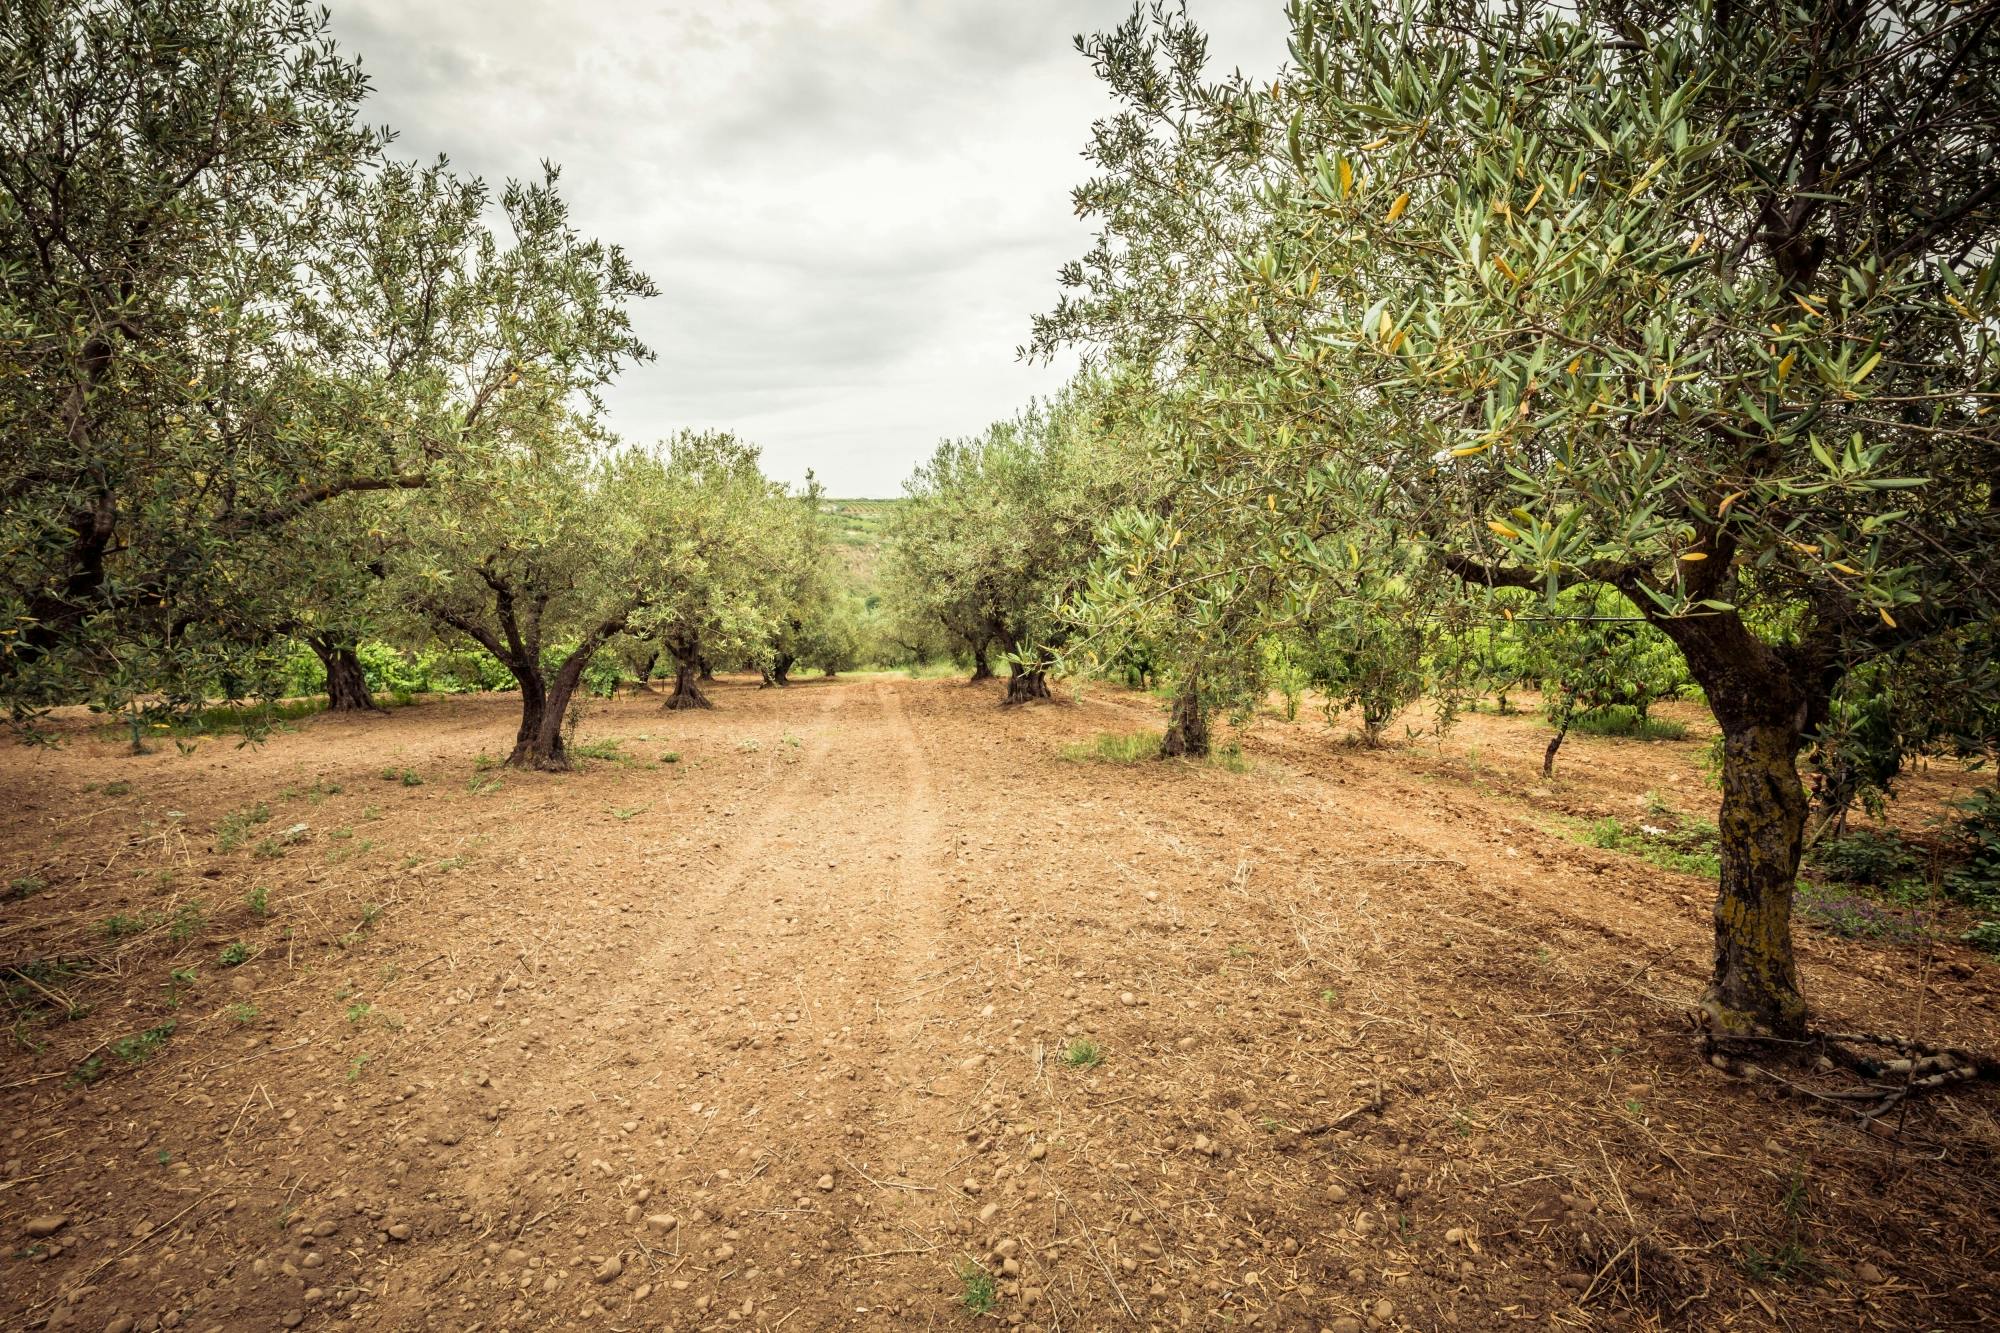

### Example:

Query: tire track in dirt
xmin=399 ymin=679 xmax=979 ymax=1328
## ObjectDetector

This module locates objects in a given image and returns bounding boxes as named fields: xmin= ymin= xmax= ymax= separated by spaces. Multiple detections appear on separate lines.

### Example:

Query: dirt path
xmin=3 ymin=677 xmax=1996 ymax=1331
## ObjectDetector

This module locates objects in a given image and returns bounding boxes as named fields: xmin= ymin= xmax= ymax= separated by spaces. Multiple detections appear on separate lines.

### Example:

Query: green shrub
xmin=1807 ymin=829 xmax=1922 ymax=888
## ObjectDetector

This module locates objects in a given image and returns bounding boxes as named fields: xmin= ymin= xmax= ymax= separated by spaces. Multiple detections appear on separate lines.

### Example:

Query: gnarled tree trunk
xmin=665 ymin=656 xmax=713 ymax=710
xmin=1160 ymin=674 xmax=1208 ymax=758
xmin=505 ymin=663 xmax=549 ymax=768
xmin=1002 ymin=661 xmax=1050 ymax=706
xmin=969 ymin=641 xmax=994 ymax=683
xmin=307 ymin=635 xmax=383 ymax=713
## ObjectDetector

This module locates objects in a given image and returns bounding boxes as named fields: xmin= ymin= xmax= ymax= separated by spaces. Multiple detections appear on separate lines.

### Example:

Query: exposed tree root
xmin=1705 ymin=1028 xmax=2000 ymax=1121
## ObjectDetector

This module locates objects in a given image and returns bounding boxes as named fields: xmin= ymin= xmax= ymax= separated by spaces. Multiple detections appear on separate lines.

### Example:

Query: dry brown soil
xmin=2 ymin=675 xmax=1996 ymax=1332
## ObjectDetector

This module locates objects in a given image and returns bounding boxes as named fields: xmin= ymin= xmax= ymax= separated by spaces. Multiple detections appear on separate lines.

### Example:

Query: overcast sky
xmin=327 ymin=1 xmax=1293 ymax=497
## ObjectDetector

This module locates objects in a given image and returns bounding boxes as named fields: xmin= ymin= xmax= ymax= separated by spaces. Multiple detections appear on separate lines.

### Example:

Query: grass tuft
xmin=957 ymin=1260 xmax=997 ymax=1313
xmin=1062 ymin=1037 xmax=1104 ymax=1069
xmin=1059 ymin=731 xmax=1161 ymax=764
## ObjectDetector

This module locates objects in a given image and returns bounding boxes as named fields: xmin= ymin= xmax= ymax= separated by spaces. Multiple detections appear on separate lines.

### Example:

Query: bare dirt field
xmin=3 ymin=676 xmax=1996 ymax=1332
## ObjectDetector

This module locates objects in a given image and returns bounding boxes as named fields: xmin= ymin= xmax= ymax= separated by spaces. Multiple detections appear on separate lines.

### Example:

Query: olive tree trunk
xmin=505 ymin=661 xmax=550 ymax=768
xmin=1160 ymin=675 xmax=1208 ymax=758
xmin=1002 ymin=661 xmax=1051 ymax=706
xmin=665 ymin=656 xmax=713 ymax=710
xmin=1704 ymin=715 xmax=1810 ymax=1040
xmin=1647 ymin=611 xmax=1819 ymax=1043
xmin=307 ymin=635 xmax=382 ymax=713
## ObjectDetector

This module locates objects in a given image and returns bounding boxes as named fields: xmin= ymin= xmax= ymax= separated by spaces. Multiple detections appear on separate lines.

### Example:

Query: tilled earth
xmin=2 ymin=675 xmax=1996 ymax=1332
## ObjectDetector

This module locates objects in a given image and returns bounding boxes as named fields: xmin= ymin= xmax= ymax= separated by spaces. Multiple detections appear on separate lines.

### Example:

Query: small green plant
xmin=102 ymin=910 xmax=160 ymax=940
xmin=1962 ymin=921 xmax=2000 ymax=955
xmin=1738 ymin=1165 xmax=1825 ymax=1285
xmin=68 ymin=1055 xmax=105 ymax=1086
xmin=612 ymin=806 xmax=645 ymax=821
xmin=246 ymin=885 xmax=270 ymax=916
xmin=660 ymin=751 xmax=680 ymax=763
xmin=1062 ymin=1037 xmax=1104 ymax=1069
xmin=572 ymin=737 xmax=625 ymax=762
xmin=100 ymin=780 xmax=133 ymax=797
xmin=347 ymin=1053 xmax=371 ymax=1082
xmin=379 ymin=767 xmax=422 ymax=785
xmin=467 ymin=775 xmax=502 ymax=795
xmin=168 ymin=902 xmax=206 ymax=942
xmin=346 ymin=1001 xmax=373 ymax=1025
xmin=736 ymin=738 xmax=762 ymax=753
xmin=957 ymin=1260 xmax=997 ymax=1314
xmin=110 ymin=1022 xmax=176 ymax=1066
xmin=219 ymin=941 xmax=253 ymax=967
xmin=215 ymin=801 xmax=273 ymax=852
xmin=7 ymin=874 xmax=48 ymax=900
xmin=226 ymin=1002 xmax=258 ymax=1025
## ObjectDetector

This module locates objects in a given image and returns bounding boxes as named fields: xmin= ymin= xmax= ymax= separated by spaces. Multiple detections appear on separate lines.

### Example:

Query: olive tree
xmin=1039 ymin=0 xmax=2000 ymax=1046
xmin=397 ymin=436 xmax=696 ymax=770
xmin=890 ymin=378 xmax=1147 ymax=704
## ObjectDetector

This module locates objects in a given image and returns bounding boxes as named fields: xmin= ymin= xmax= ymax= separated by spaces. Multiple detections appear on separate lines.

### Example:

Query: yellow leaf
xmin=1337 ymin=158 xmax=1354 ymax=198
xmin=1493 ymin=255 xmax=1519 ymax=283
xmin=1687 ymin=232 xmax=1705 ymax=255
xmin=1851 ymin=350 xmax=1883 ymax=384
xmin=1306 ymin=268 xmax=1320 ymax=296
xmin=1679 ymin=551 xmax=1708 ymax=561
xmin=1451 ymin=442 xmax=1490 ymax=457
xmin=1776 ymin=352 xmax=1796 ymax=381
xmin=1717 ymin=490 xmax=1745 ymax=516
xmin=1487 ymin=521 xmax=1518 ymax=539
xmin=1361 ymin=136 xmax=1390 ymax=150
xmin=1879 ymin=607 xmax=1897 ymax=629
xmin=1385 ymin=191 xmax=1410 ymax=223
xmin=1266 ymin=494 xmax=1276 ymax=513
xmin=1523 ymin=183 xmax=1544 ymax=214
xmin=1566 ymin=357 xmax=1582 ymax=375
xmin=1946 ymin=292 xmax=1976 ymax=319
xmin=1502 ymin=607 xmax=1515 ymax=621
xmin=1377 ymin=309 xmax=1393 ymax=340
xmin=1830 ymin=561 xmax=1860 ymax=576
xmin=1793 ymin=293 xmax=1822 ymax=317
xmin=1385 ymin=329 xmax=1406 ymax=354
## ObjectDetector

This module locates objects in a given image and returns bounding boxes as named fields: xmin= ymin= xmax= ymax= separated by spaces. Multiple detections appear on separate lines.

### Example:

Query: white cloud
xmin=329 ymin=0 xmax=1292 ymax=495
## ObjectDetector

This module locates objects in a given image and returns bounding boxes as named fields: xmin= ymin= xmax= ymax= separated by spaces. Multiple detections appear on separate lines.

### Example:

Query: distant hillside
xmin=821 ymin=498 xmax=902 ymax=587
